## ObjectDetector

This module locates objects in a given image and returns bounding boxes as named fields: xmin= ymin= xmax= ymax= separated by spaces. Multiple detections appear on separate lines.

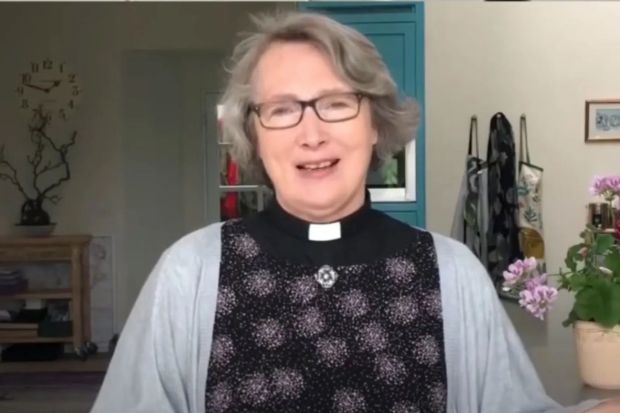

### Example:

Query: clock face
xmin=16 ymin=58 xmax=81 ymax=121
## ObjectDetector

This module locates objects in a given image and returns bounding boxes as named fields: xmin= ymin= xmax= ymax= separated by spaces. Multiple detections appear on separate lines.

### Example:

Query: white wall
xmin=2 ymin=1 xmax=619 ymax=362
xmin=0 ymin=2 xmax=291 ymax=330
xmin=427 ymin=1 xmax=620 ymax=286
xmin=426 ymin=2 xmax=620 ymax=401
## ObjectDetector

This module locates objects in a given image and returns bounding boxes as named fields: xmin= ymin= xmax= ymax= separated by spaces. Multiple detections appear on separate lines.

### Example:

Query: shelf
xmin=0 ymin=235 xmax=91 ymax=349
xmin=0 ymin=235 xmax=91 ymax=247
xmin=0 ymin=336 xmax=73 ymax=344
xmin=219 ymin=184 xmax=262 ymax=192
xmin=0 ymin=323 xmax=38 ymax=330
xmin=0 ymin=289 xmax=72 ymax=300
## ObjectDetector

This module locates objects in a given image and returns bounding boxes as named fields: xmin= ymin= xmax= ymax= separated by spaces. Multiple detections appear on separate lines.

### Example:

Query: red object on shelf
xmin=221 ymin=156 xmax=239 ymax=219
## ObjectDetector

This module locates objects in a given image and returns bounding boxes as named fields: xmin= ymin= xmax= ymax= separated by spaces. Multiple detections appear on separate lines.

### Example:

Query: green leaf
xmin=574 ymin=287 xmax=597 ymax=321
xmin=574 ymin=280 xmax=620 ymax=328
xmin=557 ymin=272 xmax=571 ymax=290
xmin=565 ymin=244 xmax=585 ymax=272
xmin=594 ymin=234 xmax=615 ymax=255
xmin=604 ymin=250 xmax=620 ymax=277
xmin=568 ymin=272 xmax=588 ymax=290
xmin=381 ymin=159 xmax=399 ymax=186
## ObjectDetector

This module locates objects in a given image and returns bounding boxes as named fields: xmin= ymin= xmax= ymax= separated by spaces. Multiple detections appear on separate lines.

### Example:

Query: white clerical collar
xmin=308 ymin=222 xmax=342 ymax=241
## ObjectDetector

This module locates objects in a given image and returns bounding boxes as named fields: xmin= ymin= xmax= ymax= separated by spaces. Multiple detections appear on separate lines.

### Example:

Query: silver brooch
xmin=315 ymin=265 xmax=339 ymax=289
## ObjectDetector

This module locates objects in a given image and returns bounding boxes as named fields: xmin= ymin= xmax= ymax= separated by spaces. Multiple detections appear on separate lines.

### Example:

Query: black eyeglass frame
xmin=248 ymin=92 xmax=367 ymax=130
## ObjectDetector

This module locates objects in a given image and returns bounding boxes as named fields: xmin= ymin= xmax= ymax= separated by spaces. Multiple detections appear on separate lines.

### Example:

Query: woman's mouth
xmin=296 ymin=159 xmax=340 ymax=178
xmin=297 ymin=159 xmax=339 ymax=170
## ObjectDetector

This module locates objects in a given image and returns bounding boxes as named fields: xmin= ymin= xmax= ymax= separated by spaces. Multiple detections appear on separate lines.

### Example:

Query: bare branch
xmin=30 ymin=107 xmax=51 ymax=132
xmin=38 ymin=160 xmax=64 ymax=176
xmin=28 ymin=131 xmax=45 ymax=193
xmin=0 ymin=145 xmax=30 ymax=200
xmin=31 ymin=108 xmax=58 ymax=152
xmin=1 ymin=108 xmax=76 ymax=207
xmin=40 ymin=130 xmax=77 ymax=200
xmin=24 ymin=108 xmax=77 ymax=200
xmin=26 ymin=108 xmax=51 ymax=197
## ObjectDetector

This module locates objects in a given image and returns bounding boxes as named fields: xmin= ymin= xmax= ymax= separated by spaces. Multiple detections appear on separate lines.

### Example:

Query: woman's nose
xmin=297 ymin=106 xmax=327 ymax=148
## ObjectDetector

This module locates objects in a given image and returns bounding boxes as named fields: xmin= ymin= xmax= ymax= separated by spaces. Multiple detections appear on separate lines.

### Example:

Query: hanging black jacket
xmin=486 ymin=112 xmax=523 ymax=285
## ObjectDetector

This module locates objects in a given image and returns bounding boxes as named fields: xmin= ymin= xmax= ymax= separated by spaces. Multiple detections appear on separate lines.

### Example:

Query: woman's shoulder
xmin=430 ymin=231 xmax=479 ymax=264
xmin=164 ymin=222 xmax=224 ymax=261
xmin=149 ymin=222 xmax=224 ymax=290
xmin=429 ymin=231 xmax=496 ymax=296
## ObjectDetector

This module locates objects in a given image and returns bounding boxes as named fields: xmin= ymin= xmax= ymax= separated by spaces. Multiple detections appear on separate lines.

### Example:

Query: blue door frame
xmin=298 ymin=2 xmax=425 ymax=227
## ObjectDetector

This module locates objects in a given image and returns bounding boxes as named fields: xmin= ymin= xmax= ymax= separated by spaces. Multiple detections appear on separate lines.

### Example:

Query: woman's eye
xmin=268 ymin=105 xmax=295 ymax=117
xmin=322 ymin=97 xmax=355 ymax=110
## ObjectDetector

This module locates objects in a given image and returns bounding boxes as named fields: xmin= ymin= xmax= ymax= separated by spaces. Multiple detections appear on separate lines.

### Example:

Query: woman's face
xmin=252 ymin=41 xmax=377 ymax=223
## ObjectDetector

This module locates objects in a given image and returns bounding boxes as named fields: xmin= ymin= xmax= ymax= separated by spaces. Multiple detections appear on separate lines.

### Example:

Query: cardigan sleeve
xmin=90 ymin=232 xmax=206 ymax=413
xmin=433 ymin=233 xmax=600 ymax=413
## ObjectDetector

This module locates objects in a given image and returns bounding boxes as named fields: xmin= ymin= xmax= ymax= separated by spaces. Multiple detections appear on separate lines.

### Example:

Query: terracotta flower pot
xmin=574 ymin=320 xmax=620 ymax=389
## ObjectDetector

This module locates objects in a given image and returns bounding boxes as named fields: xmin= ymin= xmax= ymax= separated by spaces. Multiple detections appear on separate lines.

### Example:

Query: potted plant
xmin=503 ymin=175 xmax=620 ymax=390
xmin=0 ymin=108 xmax=76 ymax=236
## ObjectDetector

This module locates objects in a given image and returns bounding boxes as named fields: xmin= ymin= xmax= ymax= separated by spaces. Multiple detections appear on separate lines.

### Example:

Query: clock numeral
xmin=68 ymin=74 xmax=76 ymax=83
xmin=59 ymin=63 xmax=65 ymax=73
xmin=31 ymin=63 xmax=40 ymax=73
xmin=72 ymin=86 xmax=80 ymax=96
xmin=68 ymin=99 xmax=75 ymax=109
xmin=22 ymin=73 xmax=32 ymax=84
xmin=16 ymin=86 xmax=24 ymax=96
xmin=21 ymin=99 xmax=29 ymax=109
xmin=43 ymin=59 xmax=53 ymax=70
xmin=59 ymin=108 xmax=67 ymax=120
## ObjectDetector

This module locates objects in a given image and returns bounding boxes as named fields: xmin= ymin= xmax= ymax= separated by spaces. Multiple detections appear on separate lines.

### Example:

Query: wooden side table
xmin=0 ymin=235 xmax=94 ymax=357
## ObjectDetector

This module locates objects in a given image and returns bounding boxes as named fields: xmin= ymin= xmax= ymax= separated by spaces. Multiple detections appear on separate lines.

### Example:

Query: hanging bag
xmin=517 ymin=114 xmax=545 ymax=268
xmin=451 ymin=116 xmax=489 ymax=267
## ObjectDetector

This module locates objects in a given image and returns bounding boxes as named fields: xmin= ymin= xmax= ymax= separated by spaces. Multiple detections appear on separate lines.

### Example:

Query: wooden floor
xmin=0 ymin=353 xmax=108 ymax=412
xmin=0 ymin=386 xmax=99 ymax=413
xmin=0 ymin=353 xmax=109 ymax=373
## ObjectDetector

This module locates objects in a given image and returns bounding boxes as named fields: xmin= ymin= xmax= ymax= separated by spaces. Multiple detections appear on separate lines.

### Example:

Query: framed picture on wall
xmin=585 ymin=99 xmax=620 ymax=142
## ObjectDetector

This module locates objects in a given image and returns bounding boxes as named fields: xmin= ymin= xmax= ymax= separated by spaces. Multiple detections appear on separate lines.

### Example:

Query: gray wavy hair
xmin=220 ymin=11 xmax=420 ymax=184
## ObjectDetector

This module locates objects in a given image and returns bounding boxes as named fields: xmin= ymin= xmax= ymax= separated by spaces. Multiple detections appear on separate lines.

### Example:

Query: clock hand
xmin=42 ymin=80 xmax=62 ymax=92
xmin=23 ymin=83 xmax=50 ymax=93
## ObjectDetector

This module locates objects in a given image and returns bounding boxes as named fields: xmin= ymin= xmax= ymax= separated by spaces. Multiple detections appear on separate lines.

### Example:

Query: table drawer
xmin=0 ymin=246 xmax=72 ymax=261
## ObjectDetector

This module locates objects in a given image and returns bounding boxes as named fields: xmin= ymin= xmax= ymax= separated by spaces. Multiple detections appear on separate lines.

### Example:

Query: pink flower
xmin=609 ymin=176 xmax=620 ymax=192
xmin=503 ymin=257 xmax=540 ymax=288
xmin=507 ymin=263 xmax=524 ymax=277
xmin=522 ymin=257 xmax=538 ymax=272
xmin=502 ymin=270 xmax=521 ymax=286
xmin=590 ymin=175 xmax=620 ymax=200
xmin=518 ymin=285 xmax=558 ymax=320
xmin=525 ymin=274 xmax=548 ymax=291
xmin=590 ymin=175 xmax=604 ymax=196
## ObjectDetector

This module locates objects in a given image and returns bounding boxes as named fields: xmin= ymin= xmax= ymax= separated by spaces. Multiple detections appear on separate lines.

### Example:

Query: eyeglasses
xmin=249 ymin=92 xmax=365 ymax=130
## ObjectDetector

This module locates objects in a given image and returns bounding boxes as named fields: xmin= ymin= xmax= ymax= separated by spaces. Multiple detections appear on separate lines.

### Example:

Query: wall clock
xmin=16 ymin=58 xmax=81 ymax=121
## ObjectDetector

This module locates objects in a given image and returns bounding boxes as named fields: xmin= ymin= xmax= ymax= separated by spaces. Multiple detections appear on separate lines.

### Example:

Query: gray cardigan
xmin=91 ymin=223 xmax=599 ymax=413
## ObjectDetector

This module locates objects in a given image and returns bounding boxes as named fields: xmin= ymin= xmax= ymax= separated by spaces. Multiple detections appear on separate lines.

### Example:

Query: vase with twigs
xmin=0 ymin=107 xmax=76 ymax=235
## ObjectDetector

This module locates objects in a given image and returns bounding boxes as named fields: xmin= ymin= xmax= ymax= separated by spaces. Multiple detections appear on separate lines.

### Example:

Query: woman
xmin=91 ymin=12 xmax=617 ymax=413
